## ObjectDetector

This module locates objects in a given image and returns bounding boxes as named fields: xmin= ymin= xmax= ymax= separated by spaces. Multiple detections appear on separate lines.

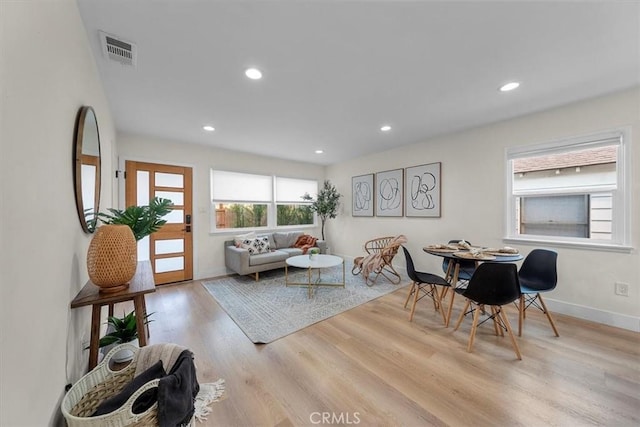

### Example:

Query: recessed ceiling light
xmin=380 ymin=125 xmax=392 ymax=132
xmin=202 ymin=125 xmax=215 ymax=132
xmin=500 ymin=82 xmax=520 ymax=92
xmin=245 ymin=68 xmax=262 ymax=80
xmin=315 ymin=150 xmax=324 ymax=154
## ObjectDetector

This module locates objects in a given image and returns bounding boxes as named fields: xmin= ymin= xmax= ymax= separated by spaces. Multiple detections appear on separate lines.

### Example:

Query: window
xmin=211 ymin=170 xmax=317 ymax=231
xmin=519 ymin=194 xmax=589 ymax=237
xmin=275 ymin=177 xmax=316 ymax=226
xmin=211 ymin=170 xmax=271 ymax=230
xmin=506 ymin=129 xmax=630 ymax=249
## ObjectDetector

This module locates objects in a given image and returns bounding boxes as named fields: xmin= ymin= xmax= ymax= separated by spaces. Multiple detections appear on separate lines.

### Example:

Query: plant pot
xmin=87 ymin=224 xmax=137 ymax=292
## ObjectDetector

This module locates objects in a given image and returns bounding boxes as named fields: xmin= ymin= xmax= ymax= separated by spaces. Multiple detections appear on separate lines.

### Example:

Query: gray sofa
xmin=225 ymin=230 xmax=326 ymax=280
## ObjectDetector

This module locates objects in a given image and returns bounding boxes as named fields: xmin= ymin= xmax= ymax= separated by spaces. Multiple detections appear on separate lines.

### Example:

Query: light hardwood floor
xmin=116 ymin=277 xmax=640 ymax=426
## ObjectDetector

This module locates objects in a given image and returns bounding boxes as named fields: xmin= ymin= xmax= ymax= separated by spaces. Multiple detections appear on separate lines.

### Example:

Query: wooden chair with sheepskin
xmin=351 ymin=235 xmax=407 ymax=286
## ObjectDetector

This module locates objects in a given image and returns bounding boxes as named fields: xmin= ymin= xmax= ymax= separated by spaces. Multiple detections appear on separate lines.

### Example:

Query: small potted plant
xmin=98 ymin=310 xmax=153 ymax=363
xmin=308 ymin=247 xmax=320 ymax=260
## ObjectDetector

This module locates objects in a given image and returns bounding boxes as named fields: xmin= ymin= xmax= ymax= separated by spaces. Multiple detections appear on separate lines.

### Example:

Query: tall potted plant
xmin=302 ymin=180 xmax=342 ymax=240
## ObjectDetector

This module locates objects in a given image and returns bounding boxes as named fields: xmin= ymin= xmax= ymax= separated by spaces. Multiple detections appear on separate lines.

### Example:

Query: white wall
xmin=327 ymin=88 xmax=640 ymax=331
xmin=0 ymin=1 xmax=116 ymax=425
xmin=1 ymin=6 xmax=635 ymax=425
xmin=116 ymin=134 xmax=326 ymax=279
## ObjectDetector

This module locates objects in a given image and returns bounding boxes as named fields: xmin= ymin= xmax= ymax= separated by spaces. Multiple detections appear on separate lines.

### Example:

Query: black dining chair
xmin=402 ymin=246 xmax=451 ymax=324
xmin=441 ymin=239 xmax=476 ymax=287
xmin=453 ymin=262 xmax=522 ymax=360
xmin=439 ymin=239 xmax=478 ymax=327
xmin=518 ymin=249 xmax=559 ymax=337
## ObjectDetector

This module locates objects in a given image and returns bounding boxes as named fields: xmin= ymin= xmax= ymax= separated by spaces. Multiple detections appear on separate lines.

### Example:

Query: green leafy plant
xmin=302 ymin=180 xmax=342 ymax=240
xmin=98 ymin=310 xmax=153 ymax=348
xmin=97 ymin=197 xmax=173 ymax=241
xmin=308 ymin=247 xmax=320 ymax=257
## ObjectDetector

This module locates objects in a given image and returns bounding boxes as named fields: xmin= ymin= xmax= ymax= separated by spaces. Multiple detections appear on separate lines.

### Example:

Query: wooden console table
xmin=71 ymin=260 xmax=156 ymax=370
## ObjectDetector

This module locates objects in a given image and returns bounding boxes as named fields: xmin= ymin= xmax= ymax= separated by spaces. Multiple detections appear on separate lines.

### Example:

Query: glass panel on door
xmin=155 ymin=239 xmax=185 ymax=255
xmin=155 ymin=191 xmax=184 ymax=205
xmin=155 ymin=256 xmax=185 ymax=273
xmin=162 ymin=209 xmax=184 ymax=224
xmin=155 ymin=172 xmax=183 ymax=188
xmin=137 ymin=171 xmax=150 ymax=205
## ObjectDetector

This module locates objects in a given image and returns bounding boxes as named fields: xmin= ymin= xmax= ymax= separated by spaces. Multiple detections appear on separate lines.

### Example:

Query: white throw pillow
xmin=234 ymin=231 xmax=257 ymax=247
xmin=240 ymin=236 xmax=271 ymax=255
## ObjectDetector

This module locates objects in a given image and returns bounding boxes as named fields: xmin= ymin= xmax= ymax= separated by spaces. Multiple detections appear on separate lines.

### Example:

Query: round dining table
xmin=423 ymin=246 xmax=523 ymax=327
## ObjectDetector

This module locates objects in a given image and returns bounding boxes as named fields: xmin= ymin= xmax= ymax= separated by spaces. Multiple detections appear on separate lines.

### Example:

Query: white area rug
xmin=202 ymin=266 xmax=406 ymax=343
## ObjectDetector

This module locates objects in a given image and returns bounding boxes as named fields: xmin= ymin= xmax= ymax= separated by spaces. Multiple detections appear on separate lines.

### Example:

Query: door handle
xmin=182 ymin=214 xmax=192 ymax=232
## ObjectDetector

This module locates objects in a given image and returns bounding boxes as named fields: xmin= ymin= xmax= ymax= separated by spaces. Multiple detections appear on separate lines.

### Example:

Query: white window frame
xmin=504 ymin=128 xmax=632 ymax=252
xmin=210 ymin=170 xmax=318 ymax=233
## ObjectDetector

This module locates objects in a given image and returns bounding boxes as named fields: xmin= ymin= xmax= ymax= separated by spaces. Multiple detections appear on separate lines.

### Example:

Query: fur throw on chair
xmin=358 ymin=235 xmax=407 ymax=285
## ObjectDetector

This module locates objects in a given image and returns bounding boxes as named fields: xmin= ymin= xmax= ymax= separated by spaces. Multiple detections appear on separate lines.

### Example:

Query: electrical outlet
xmin=615 ymin=282 xmax=629 ymax=297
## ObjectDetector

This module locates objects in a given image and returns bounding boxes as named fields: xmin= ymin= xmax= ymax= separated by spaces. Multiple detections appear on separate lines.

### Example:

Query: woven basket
xmin=61 ymin=343 xmax=159 ymax=426
xmin=87 ymin=225 xmax=137 ymax=291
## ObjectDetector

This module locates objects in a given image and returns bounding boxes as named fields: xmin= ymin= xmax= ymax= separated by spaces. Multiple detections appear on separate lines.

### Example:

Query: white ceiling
xmin=77 ymin=0 xmax=640 ymax=166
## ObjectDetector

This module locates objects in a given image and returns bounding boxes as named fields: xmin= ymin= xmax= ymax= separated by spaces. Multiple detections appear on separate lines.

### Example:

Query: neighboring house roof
xmin=513 ymin=145 xmax=617 ymax=173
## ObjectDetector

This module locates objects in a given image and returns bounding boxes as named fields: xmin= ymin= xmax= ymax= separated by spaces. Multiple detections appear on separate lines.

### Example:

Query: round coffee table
xmin=285 ymin=254 xmax=345 ymax=298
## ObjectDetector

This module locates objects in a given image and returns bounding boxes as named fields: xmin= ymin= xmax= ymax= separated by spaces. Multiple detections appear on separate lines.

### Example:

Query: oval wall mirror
xmin=73 ymin=106 xmax=101 ymax=233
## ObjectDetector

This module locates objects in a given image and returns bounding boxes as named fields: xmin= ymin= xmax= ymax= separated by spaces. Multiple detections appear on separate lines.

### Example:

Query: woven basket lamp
xmin=87 ymin=224 xmax=137 ymax=292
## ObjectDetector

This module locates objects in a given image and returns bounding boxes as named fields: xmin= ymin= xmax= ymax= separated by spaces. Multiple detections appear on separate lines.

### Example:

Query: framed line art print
xmin=375 ymin=168 xmax=403 ymax=217
xmin=405 ymin=162 xmax=441 ymax=217
xmin=352 ymin=173 xmax=374 ymax=217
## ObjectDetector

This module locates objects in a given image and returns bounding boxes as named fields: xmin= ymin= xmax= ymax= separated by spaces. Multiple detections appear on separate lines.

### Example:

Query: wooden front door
xmin=125 ymin=161 xmax=193 ymax=285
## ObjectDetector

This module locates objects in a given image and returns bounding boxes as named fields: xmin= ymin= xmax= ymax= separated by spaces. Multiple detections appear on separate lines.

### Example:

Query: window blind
xmin=211 ymin=170 xmax=272 ymax=202
xmin=275 ymin=177 xmax=317 ymax=203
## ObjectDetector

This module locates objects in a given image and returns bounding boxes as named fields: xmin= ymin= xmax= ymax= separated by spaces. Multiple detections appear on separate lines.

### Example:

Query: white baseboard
xmin=201 ymin=258 xmax=640 ymax=333
xmin=536 ymin=298 xmax=639 ymax=332
xmin=396 ymin=263 xmax=640 ymax=332
xmin=196 ymin=267 xmax=233 ymax=281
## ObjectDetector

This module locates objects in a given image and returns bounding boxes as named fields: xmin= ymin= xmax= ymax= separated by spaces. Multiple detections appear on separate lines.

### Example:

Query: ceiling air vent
xmin=99 ymin=31 xmax=137 ymax=67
